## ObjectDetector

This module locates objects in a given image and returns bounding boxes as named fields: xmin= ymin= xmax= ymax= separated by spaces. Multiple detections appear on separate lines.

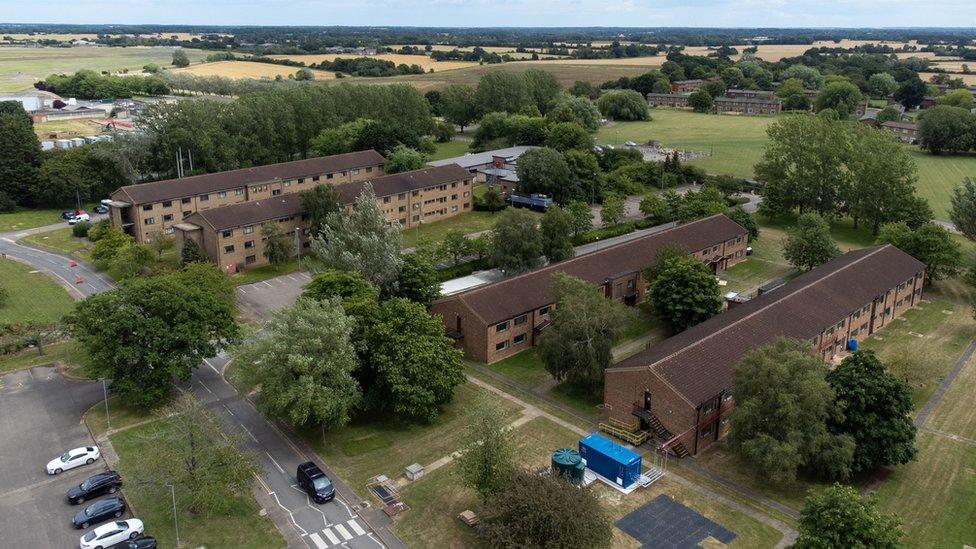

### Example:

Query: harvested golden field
xmin=3 ymin=33 xmax=101 ymax=41
xmin=269 ymin=53 xmax=477 ymax=72
xmin=921 ymin=71 xmax=976 ymax=85
xmin=927 ymin=60 xmax=976 ymax=73
xmin=534 ymin=56 xmax=664 ymax=67
xmin=170 ymin=60 xmax=335 ymax=80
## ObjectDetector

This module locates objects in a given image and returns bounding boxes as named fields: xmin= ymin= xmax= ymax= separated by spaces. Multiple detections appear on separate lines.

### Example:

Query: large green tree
xmin=475 ymin=71 xmax=532 ymax=115
xmin=384 ymin=145 xmax=427 ymax=174
xmin=302 ymin=268 xmax=378 ymax=316
xmin=261 ymin=222 xmax=292 ymax=267
xmin=440 ymin=84 xmax=479 ymax=132
xmin=545 ymin=121 xmax=592 ymax=152
xmin=66 ymin=273 xmax=239 ymax=408
xmin=391 ymin=253 xmax=441 ymax=307
xmin=846 ymin=126 xmax=922 ymax=235
xmin=538 ymin=273 xmax=633 ymax=389
xmin=235 ymin=297 xmax=360 ymax=429
xmin=515 ymin=147 xmax=578 ymax=204
xmin=595 ymin=90 xmax=650 ymax=121
xmin=539 ymin=205 xmax=575 ymax=263
xmin=814 ymin=81 xmax=863 ymax=118
xmin=794 ymin=484 xmax=902 ymax=549
xmin=783 ymin=213 xmax=841 ymax=271
xmin=0 ymin=101 xmax=41 ymax=205
xmin=877 ymin=222 xmax=962 ymax=284
xmin=299 ymin=183 xmax=340 ymax=236
xmin=312 ymin=184 xmax=404 ymax=290
xmin=950 ymin=177 xmax=976 ymax=241
xmin=826 ymin=351 xmax=917 ymax=474
xmin=729 ymin=339 xmax=855 ymax=484
xmin=646 ymin=247 xmax=722 ymax=332
xmin=918 ymin=105 xmax=975 ymax=155
xmin=360 ymin=298 xmax=465 ymax=422
xmin=490 ymin=207 xmax=542 ymax=273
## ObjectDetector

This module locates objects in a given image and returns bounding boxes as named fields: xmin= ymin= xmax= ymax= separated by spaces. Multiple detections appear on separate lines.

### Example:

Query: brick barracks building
xmin=107 ymin=150 xmax=386 ymax=244
xmin=715 ymin=95 xmax=783 ymax=115
xmin=431 ymin=215 xmax=749 ymax=364
xmin=173 ymin=164 xmax=473 ymax=271
xmin=646 ymin=93 xmax=691 ymax=108
xmin=603 ymin=245 xmax=925 ymax=458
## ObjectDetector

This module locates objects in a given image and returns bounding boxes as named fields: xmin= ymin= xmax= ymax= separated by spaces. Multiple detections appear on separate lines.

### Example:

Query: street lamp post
xmin=101 ymin=379 xmax=110 ymax=432
xmin=165 ymin=483 xmax=180 ymax=546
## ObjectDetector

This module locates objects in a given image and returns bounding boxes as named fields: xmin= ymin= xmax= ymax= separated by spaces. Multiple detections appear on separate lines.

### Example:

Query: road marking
xmin=222 ymin=404 xmax=236 ymax=417
xmin=262 ymin=281 xmax=273 ymax=288
xmin=202 ymin=357 xmax=220 ymax=374
xmin=347 ymin=519 xmax=366 ymax=536
xmin=269 ymin=490 xmax=307 ymax=536
xmin=266 ymin=451 xmax=285 ymax=474
xmin=240 ymin=423 xmax=258 ymax=443
xmin=334 ymin=523 xmax=353 ymax=541
xmin=309 ymin=532 xmax=328 ymax=549
xmin=366 ymin=533 xmax=385 ymax=548
xmin=198 ymin=380 xmax=213 ymax=394
xmin=323 ymin=528 xmax=341 ymax=545
xmin=237 ymin=286 xmax=247 ymax=294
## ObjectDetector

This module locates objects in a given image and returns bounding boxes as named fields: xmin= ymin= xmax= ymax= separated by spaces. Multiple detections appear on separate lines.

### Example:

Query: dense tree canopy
xmin=646 ymin=247 xmax=722 ymax=332
xmin=918 ymin=105 xmax=975 ymax=155
xmin=795 ymin=484 xmax=903 ymax=549
xmin=490 ymin=208 xmax=542 ymax=273
xmin=515 ymin=147 xmax=577 ymax=204
xmin=783 ymin=213 xmax=840 ymax=271
xmin=539 ymin=205 xmax=575 ymax=263
xmin=876 ymin=222 xmax=962 ymax=284
xmin=596 ymin=90 xmax=650 ymax=121
xmin=0 ymin=101 xmax=41 ymax=206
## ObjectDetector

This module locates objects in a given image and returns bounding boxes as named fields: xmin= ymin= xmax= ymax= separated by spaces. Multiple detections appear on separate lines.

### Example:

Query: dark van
xmin=297 ymin=461 xmax=335 ymax=503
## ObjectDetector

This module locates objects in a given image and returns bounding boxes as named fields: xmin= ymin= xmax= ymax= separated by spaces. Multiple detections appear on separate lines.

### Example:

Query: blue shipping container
xmin=578 ymin=434 xmax=642 ymax=488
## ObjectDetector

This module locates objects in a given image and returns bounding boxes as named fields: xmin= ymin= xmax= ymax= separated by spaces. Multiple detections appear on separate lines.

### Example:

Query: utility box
xmin=405 ymin=463 xmax=424 ymax=481
xmin=579 ymin=434 xmax=642 ymax=489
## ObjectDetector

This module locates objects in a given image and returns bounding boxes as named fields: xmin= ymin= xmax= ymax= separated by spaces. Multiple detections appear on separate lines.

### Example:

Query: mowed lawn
xmin=428 ymin=139 xmax=471 ymax=161
xmin=0 ymin=46 xmax=208 ymax=92
xmin=910 ymin=150 xmax=976 ymax=220
xmin=21 ymin=227 xmax=92 ymax=255
xmin=0 ymin=208 xmax=70 ymax=232
xmin=401 ymin=208 xmax=522 ymax=248
xmin=596 ymin=110 xmax=776 ymax=179
xmin=0 ymin=258 xmax=74 ymax=324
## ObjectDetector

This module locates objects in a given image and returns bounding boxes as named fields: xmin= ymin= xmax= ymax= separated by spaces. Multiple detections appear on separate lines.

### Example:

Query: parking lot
xmin=236 ymin=271 xmax=311 ymax=322
xmin=0 ymin=365 xmax=131 ymax=547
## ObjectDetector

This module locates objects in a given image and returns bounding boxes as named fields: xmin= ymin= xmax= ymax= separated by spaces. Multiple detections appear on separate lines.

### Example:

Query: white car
xmin=79 ymin=519 xmax=144 ymax=549
xmin=46 ymin=446 xmax=100 ymax=475
xmin=68 ymin=213 xmax=90 ymax=225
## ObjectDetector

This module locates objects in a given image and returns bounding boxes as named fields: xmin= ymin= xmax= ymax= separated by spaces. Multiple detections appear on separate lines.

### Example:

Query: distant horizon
xmin=3 ymin=23 xmax=976 ymax=31
xmin=0 ymin=0 xmax=975 ymax=29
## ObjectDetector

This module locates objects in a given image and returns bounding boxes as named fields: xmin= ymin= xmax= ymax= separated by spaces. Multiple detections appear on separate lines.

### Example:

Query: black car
xmin=67 ymin=471 xmax=123 ymax=504
xmin=297 ymin=461 xmax=335 ymax=503
xmin=72 ymin=497 xmax=126 ymax=529
xmin=61 ymin=210 xmax=76 ymax=220
xmin=114 ymin=536 xmax=157 ymax=549
xmin=93 ymin=204 xmax=109 ymax=214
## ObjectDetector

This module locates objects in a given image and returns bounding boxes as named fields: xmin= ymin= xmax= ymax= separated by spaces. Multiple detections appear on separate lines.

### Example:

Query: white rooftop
xmin=428 ymin=146 xmax=538 ymax=170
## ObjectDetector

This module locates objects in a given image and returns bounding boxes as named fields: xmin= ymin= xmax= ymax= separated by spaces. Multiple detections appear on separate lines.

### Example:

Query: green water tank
xmin=551 ymin=448 xmax=584 ymax=481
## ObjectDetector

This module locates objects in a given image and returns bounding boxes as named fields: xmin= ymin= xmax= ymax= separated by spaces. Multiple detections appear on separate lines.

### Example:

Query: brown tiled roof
xmin=183 ymin=164 xmax=471 ymax=232
xmin=186 ymin=193 xmax=303 ymax=232
xmin=715 ymin=96 xmax=782 ymax=106
xmin=609 ymin=245 xmax=926 ymax=406
xmin=438 ymin=215 xmax=748 ymax=326
xmin=113 ymin=150 xmax=385 ymax=205
xmin=881 ymin=121 xmax=918 ymax=131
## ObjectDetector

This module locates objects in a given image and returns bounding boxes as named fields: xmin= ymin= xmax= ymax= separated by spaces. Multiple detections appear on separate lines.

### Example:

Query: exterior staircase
xmin=647 ymin=414 xmax=691 ymax=458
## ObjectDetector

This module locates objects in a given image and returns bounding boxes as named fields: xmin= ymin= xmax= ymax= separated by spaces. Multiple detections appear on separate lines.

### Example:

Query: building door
xmin=639 ymin=391 xmax=652 ymax=431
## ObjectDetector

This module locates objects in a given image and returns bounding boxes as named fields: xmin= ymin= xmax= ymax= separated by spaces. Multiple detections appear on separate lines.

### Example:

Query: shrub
xmin=71 ymin=220 xmax=92 ymax=238
xmin=0 ymin=191 xmax=16 ymax=213
xmin=433 ymin=121 xmax=455 ymax=142
xmin=571 ymin=221 xmax=636 ymax=245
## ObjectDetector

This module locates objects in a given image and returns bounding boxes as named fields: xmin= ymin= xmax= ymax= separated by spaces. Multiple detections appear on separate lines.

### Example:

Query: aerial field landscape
xmin=171 ymin=59 xmax=337 ymax=80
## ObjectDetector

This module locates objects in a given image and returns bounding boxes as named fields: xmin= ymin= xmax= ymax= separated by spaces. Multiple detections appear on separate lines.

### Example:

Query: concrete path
xmin=915 ymin=337 xmax=976 ymax=427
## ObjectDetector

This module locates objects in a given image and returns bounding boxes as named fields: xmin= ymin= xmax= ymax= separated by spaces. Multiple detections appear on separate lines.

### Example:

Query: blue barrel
xmin=847 ymin=339 xmax=858 ymax=351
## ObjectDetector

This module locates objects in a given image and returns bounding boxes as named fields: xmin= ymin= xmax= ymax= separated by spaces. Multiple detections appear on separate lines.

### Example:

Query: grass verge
xmin=0 ymin=258 xmax=74 ymax=324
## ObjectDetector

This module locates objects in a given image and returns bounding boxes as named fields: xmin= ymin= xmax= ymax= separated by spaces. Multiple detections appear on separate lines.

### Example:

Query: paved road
xmin=0 ymin=219 xmax=112 ymax=298
xmin=0 ymin=365 xmax=120 ymax=547
xmin=189 ymin=355 xmax=397 ymax=549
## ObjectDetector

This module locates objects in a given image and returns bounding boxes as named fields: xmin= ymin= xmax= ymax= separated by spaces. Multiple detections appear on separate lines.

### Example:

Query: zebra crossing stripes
xmin=307 ymin=519 xmax=369 ymax=548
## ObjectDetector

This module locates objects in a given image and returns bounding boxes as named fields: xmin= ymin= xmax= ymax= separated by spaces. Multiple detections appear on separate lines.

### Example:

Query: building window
xmin=162 ymin=200 xmax=172 ymax=208
xmin=272 ymin=189 xmax=281 ymax=196
xmin=353 ymin=169 xmax=360 ymax=175
xmin=245 ymin=255 xmax=256 ymax=264
xmin=235 ymin=188 xmax=244 ymax=196
xmin=399 ymin=206 xmax=406 ymax=213
xmin=163 ymin=214 xmax=173 ymax=222
xmin=144 ymin=217 xmax=155 ymax=225
xmin=284 ymin=181 xmax=291 ymax=187
xmin=244 ymin=240 xmax=254 ymax=249
xmin=142 ymin=204 xmax=153 ymax=211
xmin=223 ymin=245 xmax=235 ymax=253
xmin=412 ymin=215 xmax=419 ymax=222
xmin=298 ymin=178 xmax=305 ymax=184
xmin=366 ymin=167 xmax=373 ymax=173
xmin=495 ymin=321 xmax=509 ymax=333
xmin=514 ymin=334 xmax=526 ymax=344
xmin=218 ymin=191 xmax=227 ymax=199
xmin=222 ymin=230 xmax=232 ymax=238
xmin=701 ymin=424 xmax=715 ymax=437
xmin=199 ymin=194 xmax=209 ymax=202
xmin=313 ymin=176 xmax=321 ymax=182
xmin=183 ymin=210 xmax=192 ymax=218
xmin=539 ymin=306 xmax=550 ymax=315
xmin=452 ymin=205 xmax=458 ymax=212
xmin=495 ymin=340 xmax=509 ymax=352
xmin=182 ymin=197 xmax=192 ymax=204
xmin=383 ymin=196 xmax=391 ymax=203
xmin=514 ymin=315 xmax=528 ymax=326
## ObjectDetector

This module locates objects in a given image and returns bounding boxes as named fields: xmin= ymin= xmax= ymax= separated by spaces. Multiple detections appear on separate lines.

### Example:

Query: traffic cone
xmin=75 ymin=275 xmax=84 ymax=285
xmin=68 ymin=259 xmax=77 ymax=267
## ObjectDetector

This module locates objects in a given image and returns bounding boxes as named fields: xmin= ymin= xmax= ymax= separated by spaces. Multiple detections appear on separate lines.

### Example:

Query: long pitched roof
xmin=609 ymin=245 xmax=926 ymax=406
xmin=185 ymin=163 xmax=471 ymax=232
xmin=438 ymin=215 xmax=747 ymax=326
xmin=427 ymin=146 xmax=537 ymax=169
xmin=114 ymin=150 xmax=386 ymax=205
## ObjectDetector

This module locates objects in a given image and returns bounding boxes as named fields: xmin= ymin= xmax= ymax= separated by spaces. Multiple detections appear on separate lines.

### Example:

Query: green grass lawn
xmin=230 ymin=257 xmax=303 ymax=285
xmin=0 ymin=340 xmax=88 ymax=374
xmin=110 ymin=419 xmax=285 ymax=548
xmin=484 ymin=350 xmax=551 ymax=387
xmin=875 ymin=431 xmax=976 ymax=548
xmin=429 ymin=139 xmax=471 ymax=161
xmin=927 ymin=353 xmax=976 ymax=440
xmin=910 ymin=149 xmax=976 ymax=220
xmin=0 ymin=46 xmax=209 ymax=92
xmin=401 ymin=209 xmax=522 ymax=248
xmin=86 ymin=395 xmax=159 ymax=437
xmin=301 ymin=382 xmax=524 ymax=495
xmin=0 ymin=208 xmax=70 ymax=232
xmin=21 ymin=227 xmax=92 ymax=255
xmin=0 ymin=258 xmax=74 ymax=324
xmin=596 ymin=110 xmax=776 ymax=180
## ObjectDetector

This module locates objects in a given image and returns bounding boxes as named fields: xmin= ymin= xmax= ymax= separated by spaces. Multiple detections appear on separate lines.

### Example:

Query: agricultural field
xmin=0 ymin=46 xmax=208 ymax=92
xmin=924 ymin=60 xmax=975 ymax=72
xmin=921 ymin=71 xmax=976 ymax=85
xmin=170 ymin=60 xmax=336 ymax=80
xmin=270 ymin=53 xmax=480 ymax=72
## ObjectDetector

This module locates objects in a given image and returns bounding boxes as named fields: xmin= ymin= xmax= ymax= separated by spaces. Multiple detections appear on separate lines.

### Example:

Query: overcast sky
xmin=3 ymin=0 xmax=976 ymax=28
